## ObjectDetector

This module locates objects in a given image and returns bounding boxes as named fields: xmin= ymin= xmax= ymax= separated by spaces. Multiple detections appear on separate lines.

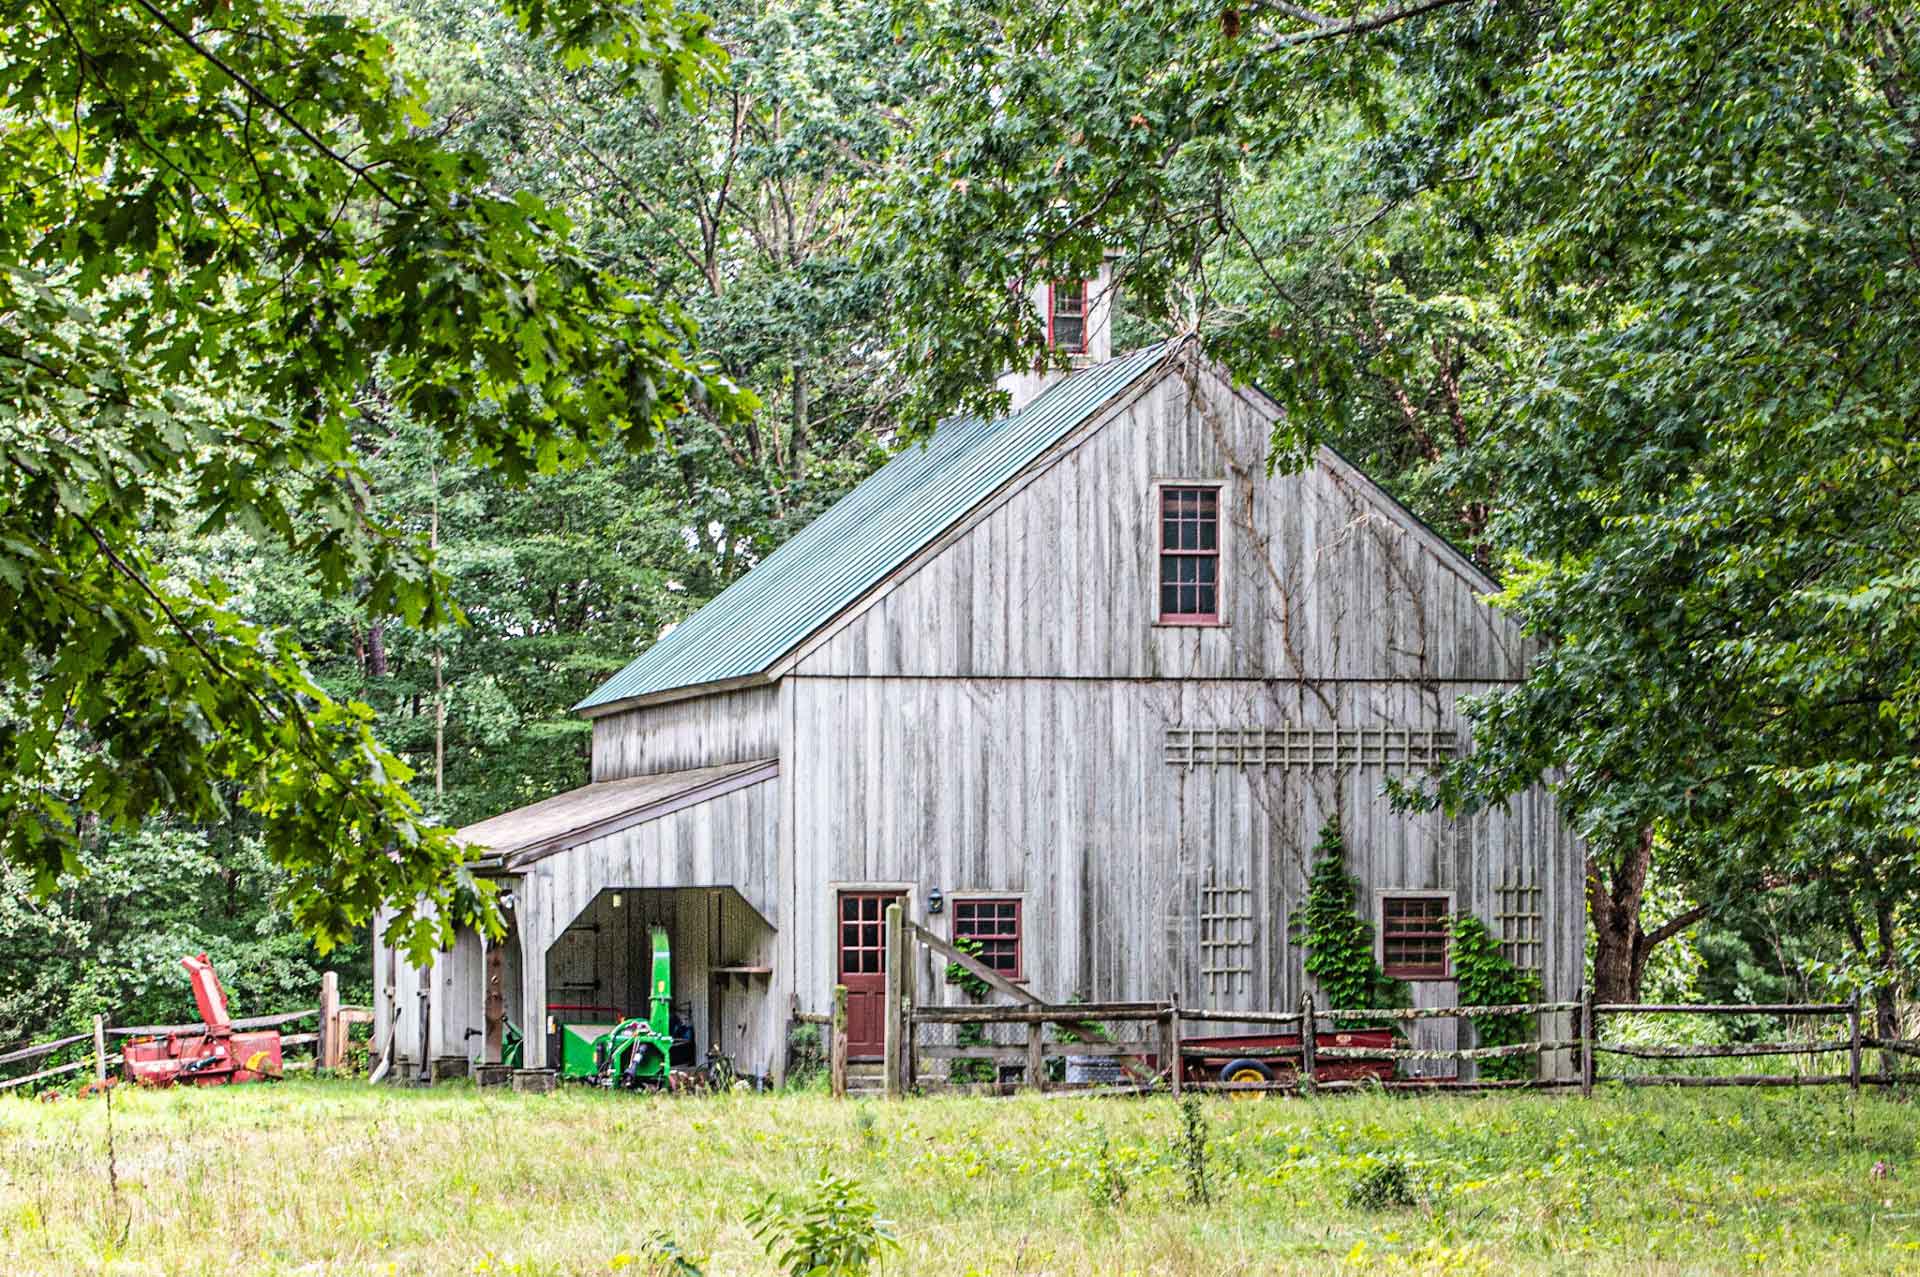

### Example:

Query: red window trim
xmin=952 ymin=897 xmax=1024 ymax=981
xmin=1380 ymin=895 xmax=1451 ymax=980
xmin=1157 ymin=483 xmax=1223 ymax=625
xmin=1047 ymin=280 xmax=1089 ymax=354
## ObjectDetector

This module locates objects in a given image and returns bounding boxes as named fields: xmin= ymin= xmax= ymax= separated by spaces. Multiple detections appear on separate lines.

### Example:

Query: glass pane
xmin=1198 ymin=558 xmax=1216 ymax=585
xmin=1195 ymin=583 xmax=1216 ymax=615
xmin=1161 ymin=582 xmax=1178 ymax=614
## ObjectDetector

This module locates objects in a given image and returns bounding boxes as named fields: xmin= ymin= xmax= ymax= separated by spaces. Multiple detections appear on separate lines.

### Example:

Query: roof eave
xmin=573 ymin=671 xmax=777 ymax=720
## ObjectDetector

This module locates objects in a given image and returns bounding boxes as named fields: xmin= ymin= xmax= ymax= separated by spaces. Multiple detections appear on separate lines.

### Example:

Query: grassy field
xmin=2 ymin=1078 xmax=1918 ymax=1275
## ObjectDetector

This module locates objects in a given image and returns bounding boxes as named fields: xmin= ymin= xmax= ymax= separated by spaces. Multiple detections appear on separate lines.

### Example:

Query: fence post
xmin=1579 ymin=986 xmax=1594 ymax=1099
xmin=831 ymin=984 xmax=849 ymax=1099
xmin=883 ymin=902 xmax=903 ymax=1099
xmin=1027 ymin=1019 xmax=1045 ymax=1093
xmin=1165 ymin=1004 xmax=1183 ymax=1097
xmin=319 ymin=971 xmax=342 ymax=1071
xmin=1300 ymin=991 xmax=1316 ymax=1089
xmin=92 ymin=1015 xmax=107 ymax=1084
xmin=1849 ymin=993 xmax=1862 ymax=1095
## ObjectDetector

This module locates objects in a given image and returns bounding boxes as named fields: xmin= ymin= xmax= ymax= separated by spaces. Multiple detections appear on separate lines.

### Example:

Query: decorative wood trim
xmin=1166 ymin=726 xmax=1457 ymax=769
xmin=575 ymin=672 xmax=774 ymax=721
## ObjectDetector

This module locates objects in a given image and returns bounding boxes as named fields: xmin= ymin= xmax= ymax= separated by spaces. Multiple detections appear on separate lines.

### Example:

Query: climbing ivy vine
xmin=1449 ymin=914 xmax=1543 ymax=1082
xmin=1289 ymin=816 xmax=1405 ymax=1015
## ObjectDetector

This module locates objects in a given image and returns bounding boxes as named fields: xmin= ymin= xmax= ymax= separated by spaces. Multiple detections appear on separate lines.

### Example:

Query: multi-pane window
xmin=1381 ymin=896 xmax=1450 ymax=979
xmin=838 ymin=894 xmax=889 ymax=976
xmin=1049 ymin=280 xmax=1087 ymax=353
xmin=953 ymin=898 xmax=1023 ymax=978
xmin=1159 ymin=485 xmax=1221 ymax=623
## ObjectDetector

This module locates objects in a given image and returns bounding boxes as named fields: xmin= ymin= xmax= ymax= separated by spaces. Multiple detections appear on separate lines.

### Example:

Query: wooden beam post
xmin=831 ymin=984 xmax=849 ymax=1099
xmin=318 ymin=971 xmax=342 ymax=1071
xmin=1849 ymin=993 xmax=1862 ymax=1095
xmin=1166 ymin=1004 xmax=1183 ymax=1097
xmin=483 ymin=924 xmax=508 ymax=1066
xmin=92 ymin=1015 xmax=107 ymax=1084
xmin=1579 ymin=986 xmax=1595 ymax=1099
xmin=883 ymin=902 xmax=903 ymax=1099
xmin=1299 ymin=991 xmax=1316 ymax=1090
xmin=1027 ymin=1019 xmax=1045 ymax=1093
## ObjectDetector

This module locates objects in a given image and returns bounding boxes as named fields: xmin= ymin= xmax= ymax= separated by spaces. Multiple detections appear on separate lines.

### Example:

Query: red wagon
xmin=122 ymin=955 xmax=284 ymax=1087
xmin=1177 ymin=1027 xmax=1397 ymax=1092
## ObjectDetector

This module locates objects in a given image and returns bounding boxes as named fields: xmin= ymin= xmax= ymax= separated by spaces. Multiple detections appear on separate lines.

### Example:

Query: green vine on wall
xmin=1449 ymin=914 xmax=1542 ymax=1081
xmin=945 ymin=936 xmax=995 ymax=1083
xmin=1289 ymin=816 xmax=1406 ymax=1016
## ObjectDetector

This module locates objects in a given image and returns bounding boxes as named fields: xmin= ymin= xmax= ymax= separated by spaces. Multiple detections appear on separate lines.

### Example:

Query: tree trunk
xmin=1586 ymin=826 xmax=1709 ymax=1003
xmin=366 ymin=618 xmax=388 ymax=679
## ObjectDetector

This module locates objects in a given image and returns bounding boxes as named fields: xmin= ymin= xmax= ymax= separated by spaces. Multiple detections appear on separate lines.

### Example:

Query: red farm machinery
xmin=121 ymin=954 xmax=285 ymax=1087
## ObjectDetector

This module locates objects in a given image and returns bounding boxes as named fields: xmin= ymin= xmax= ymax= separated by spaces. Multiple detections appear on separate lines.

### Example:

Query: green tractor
xmin=556 ymin=925 xmax=683 ymax=1089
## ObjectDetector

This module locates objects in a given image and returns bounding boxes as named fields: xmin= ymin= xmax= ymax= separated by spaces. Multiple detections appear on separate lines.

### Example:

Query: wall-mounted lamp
xmin=927 ymin=886 xmax=944 ymax=915
xmin=611 ymin=892 xmax=623 ymax=909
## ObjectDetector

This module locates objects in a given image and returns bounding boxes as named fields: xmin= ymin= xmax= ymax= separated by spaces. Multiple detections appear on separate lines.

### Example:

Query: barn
xmin=373 ymin=273 xmax=1582 ymax=1084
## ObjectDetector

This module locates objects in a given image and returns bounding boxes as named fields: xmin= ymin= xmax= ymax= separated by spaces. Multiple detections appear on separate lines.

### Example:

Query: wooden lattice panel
xmin=1165 ymin=727 xmax=1457 ymax=770
xmin=1495 ymin=872 xmax=1544 ymax=973
xmin=1199 ymin=884 xmax=1254 ymax=1004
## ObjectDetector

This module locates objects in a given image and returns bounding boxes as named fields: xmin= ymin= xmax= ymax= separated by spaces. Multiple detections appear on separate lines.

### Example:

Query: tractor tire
xmin=1217 ymin=1057 xmax=1274 ymax=1100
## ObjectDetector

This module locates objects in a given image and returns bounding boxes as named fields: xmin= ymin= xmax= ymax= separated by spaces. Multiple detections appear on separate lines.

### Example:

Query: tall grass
xmin=1 ymin=1078 xmax=1916 ymax=1274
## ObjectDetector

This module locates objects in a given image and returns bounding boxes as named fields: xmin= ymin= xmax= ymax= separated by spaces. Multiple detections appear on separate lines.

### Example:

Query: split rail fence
xmin=0 ymin=972 xmax=374 ymax=1093
xmin=817 ymin=903 xmax=1920 ymax=1100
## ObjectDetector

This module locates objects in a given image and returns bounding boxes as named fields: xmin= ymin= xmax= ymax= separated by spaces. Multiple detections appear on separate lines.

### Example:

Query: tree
xmin=2 ymin=0 xmax=748 ymax=961
xmin=879 ymin=0 xmax=1920 ymax=1003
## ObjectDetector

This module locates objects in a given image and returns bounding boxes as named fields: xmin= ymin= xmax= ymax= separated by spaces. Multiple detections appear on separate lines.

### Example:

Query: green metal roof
xmin=576 ymin=344 xmax=1170 ymax=712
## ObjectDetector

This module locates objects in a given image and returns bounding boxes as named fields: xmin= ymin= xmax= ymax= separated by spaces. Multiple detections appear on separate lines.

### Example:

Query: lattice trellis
xmin=1165 ymin=726 xmax=1457 ymax=770
xmin=1199 ymin=883 xmax=1253 ymax=1003
xmin=1495 ymin=871 xmax=1544 ymax=973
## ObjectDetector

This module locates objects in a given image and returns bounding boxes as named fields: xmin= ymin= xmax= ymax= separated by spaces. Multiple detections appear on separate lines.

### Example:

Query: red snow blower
xmin=121 ymin=954 xmax=284 ymax=1087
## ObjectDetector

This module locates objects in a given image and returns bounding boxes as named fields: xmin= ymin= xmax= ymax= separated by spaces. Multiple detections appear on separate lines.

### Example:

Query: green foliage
xmin=1289 ymin=816 xmax=1406 ymax=1014
xmin=0 ymin=0 xmax=749 ymax=962
xmin=614 ymin=1233 xmax=706 ymax=1276
xmin=1345 ymin=1157 xmax=1416 ymax=1211
xmin=1449 ymin=914 xmax=1542 ymax=1083
xmin=746 ymin=1170 xmax=898 ymax=1277
xmin=1084 ymin=1126 xmax=1129 ymax=1212
xmin=944 ymin=935 xmax=993 ymax=1000
xmin=1173 ymin=1092 xmax=1211 ymax=1207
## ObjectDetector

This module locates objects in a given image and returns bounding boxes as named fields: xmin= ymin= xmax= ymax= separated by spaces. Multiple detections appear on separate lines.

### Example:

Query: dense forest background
xmin=2 ymin=0 xmax=1913 ymax=1048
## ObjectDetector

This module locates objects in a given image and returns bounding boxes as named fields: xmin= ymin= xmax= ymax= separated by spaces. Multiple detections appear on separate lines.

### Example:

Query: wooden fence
xmin=844 ymin=902 xmax=1920 ymax=1099
xmin=0 ymin=972 xmax=375 ymax=1093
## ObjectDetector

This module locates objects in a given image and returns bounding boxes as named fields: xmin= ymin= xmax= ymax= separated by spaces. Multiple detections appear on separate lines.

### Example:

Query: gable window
xmin=1381 ymin=895 xmax=1450 ymax=980
xmin=953 ymin=898 xmax=1023 ymax=979
xmin=1048 ymin=280 xmax=1088 ymax=353
xmin=1159 ymin=485 xmax=1221 ymax=624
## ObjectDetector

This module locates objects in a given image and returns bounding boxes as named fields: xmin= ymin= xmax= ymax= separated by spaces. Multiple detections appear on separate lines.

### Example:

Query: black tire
xmin=1217 ymin=1057 xmax=1275 ymax=1099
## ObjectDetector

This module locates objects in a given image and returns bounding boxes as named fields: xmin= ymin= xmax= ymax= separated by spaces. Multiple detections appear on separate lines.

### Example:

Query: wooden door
xmin=838 ymin=891 xmax=900 ymax=1060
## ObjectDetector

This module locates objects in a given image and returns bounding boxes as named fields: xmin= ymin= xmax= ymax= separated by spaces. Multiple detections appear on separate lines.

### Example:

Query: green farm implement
xmin=555 ymin=925 xmax=688 ymax=1089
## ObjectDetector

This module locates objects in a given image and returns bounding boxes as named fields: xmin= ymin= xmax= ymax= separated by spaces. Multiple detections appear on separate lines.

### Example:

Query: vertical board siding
xmin=790 ymin=361 xmax=1527 ymax=685
xmin=783 ymin=676 xmax=1580 ymax=1037
xmin=590 ymin=685 xmax=780 ymax=782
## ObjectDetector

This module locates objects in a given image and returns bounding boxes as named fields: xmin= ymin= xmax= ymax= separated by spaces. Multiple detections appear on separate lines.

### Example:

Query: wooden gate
xmin=837 ymin=891 xmax=900 ymax=1059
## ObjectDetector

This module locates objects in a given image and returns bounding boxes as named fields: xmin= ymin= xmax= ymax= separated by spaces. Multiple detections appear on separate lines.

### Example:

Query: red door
xmin=838 ymin=892 xmax=901 ymax=1060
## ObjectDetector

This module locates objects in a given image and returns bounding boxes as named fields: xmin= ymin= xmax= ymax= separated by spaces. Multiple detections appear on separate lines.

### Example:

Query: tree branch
xmin=1263 ymin=0 xmax=1474 ymax=49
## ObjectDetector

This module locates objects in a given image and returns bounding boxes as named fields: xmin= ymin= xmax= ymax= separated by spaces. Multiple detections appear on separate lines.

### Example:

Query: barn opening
xmin=543 ymin=885 xmax=775 ymax=1078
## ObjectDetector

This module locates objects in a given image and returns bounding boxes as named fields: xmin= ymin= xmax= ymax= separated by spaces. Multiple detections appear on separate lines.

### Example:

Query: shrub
xmin=746 ymin=1171 xmax=898 ymax=1277
xmin=1174 ymin=1092 xmax=1212 ymax=1206
xmin=1346 ymin=1158 xmax=1416 ymax=1211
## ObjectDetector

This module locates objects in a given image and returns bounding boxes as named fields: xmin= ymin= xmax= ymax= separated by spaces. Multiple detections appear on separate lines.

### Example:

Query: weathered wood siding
xmin=781 ymin=678 xmax=1579 ymax=1021
xmin=790 ymin=363 xmax=1526 ymax=684
xmin=777 ymin=357 xmax=1579 ymax=1066
xmin=589 ymin=685 xmax=779 ymax=782
xmin=514 ymin=775 xmax=782 ymax=1073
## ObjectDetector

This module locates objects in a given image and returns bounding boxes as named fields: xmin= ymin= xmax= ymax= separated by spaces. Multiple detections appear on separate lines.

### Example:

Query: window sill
xmin=1153 ymin=619 xmax=1229 ymax=629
